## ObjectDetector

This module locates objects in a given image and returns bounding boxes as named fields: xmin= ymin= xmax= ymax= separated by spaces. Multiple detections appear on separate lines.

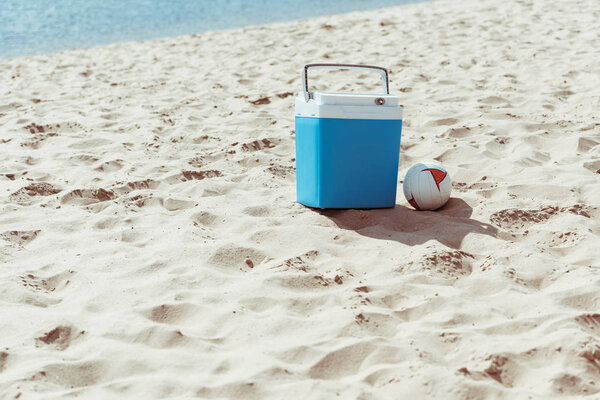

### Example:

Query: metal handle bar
xmin=302 ymin=63 xmax=389 ymax=102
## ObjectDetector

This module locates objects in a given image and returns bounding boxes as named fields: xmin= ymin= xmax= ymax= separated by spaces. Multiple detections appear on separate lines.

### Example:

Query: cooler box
xmin=295 ymin=63 xmax=403 ymax=209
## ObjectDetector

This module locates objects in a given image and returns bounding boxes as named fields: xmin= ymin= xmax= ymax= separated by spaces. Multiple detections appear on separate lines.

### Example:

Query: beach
xmin=1 ymin=0 xmax=599 ymax=398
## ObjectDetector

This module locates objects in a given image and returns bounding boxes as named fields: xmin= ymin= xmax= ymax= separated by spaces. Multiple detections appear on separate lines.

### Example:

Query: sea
xmin=0 ymin=0 xmax=425 ymax=58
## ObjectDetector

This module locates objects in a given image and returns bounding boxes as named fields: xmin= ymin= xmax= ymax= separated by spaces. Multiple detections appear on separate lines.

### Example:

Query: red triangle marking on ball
xmin=422 ymin=168 xmax=447 ymax=191
xmin=408 ymin=193 xmax=421 ymax=210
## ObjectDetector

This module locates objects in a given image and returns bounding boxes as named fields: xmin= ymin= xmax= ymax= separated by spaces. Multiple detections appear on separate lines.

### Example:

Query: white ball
xmin=403 ymin=161 xmax=452 ymax=211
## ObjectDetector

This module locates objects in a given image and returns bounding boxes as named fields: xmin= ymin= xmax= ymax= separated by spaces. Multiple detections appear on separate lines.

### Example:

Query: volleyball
xmin=403 ymin=161 xmax=451 ymax=210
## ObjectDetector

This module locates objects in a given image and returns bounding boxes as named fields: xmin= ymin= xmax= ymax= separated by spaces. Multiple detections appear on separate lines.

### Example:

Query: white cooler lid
xmin=295 ymin=91 xmax=403 ymax=120
xmin=313 ymin=92 xmax=399 ymax=106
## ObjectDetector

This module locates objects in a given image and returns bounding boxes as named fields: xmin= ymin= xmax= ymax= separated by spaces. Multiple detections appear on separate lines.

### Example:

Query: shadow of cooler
xmin=295 ymin=64 xmax=403 ymax=209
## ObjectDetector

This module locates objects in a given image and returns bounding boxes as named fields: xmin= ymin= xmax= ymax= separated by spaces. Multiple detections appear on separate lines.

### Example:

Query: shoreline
xmin=1 ymin=0 xmax=430 ymax=60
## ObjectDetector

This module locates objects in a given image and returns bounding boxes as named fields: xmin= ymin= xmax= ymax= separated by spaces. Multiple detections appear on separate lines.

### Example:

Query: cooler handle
xmin=302 ymin=63 xmax=389 ymax=102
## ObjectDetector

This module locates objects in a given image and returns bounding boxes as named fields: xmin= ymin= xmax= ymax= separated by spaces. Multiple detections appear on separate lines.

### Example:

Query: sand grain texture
xmin=1 ymin=0 xmax=600 ymax=398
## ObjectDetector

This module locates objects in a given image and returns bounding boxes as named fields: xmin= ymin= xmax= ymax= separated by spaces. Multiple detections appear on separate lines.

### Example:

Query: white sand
xmin=1 ymin=0 xmax=600 ymax=398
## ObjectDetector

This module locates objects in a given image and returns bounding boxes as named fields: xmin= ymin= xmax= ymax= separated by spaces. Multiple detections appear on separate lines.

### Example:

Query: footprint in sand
xmin=579 ymin=346 xmax=600 ymax=378
xmin=441 ymin=126 xmax=472 ymax=139
xmin=21 ymin=270 xmax=74 ymax=294
xmin=35 ymin=360 xmax=106 ymax=389
xmin=560 ymin=292 xmax=600 ymax=311
xmin=1 ymin=230 xmax=41 ymax=247
xmin=250 ymin=96 xmax=271 ymax=105
xmin=343 ymin=312 xmax=398 ymax=338
xmin=124 ymin=194 xmax=161 ymax=209
xmin=393 ymin=295 xmax=448 ymax=322
xmin=241 ymin=138 xmax=276 ymax=152
xmin=441 ymin=123 xmax=495 ymax=139
xmin=270 ymin=274 xmax=336 ymax=290
xmin=503 ymin=267 xmax=528 ymax=287
xmin=191 ymin=211 xmax=218 ymax=226
xmin=490 ymin=206 xmax=551 ymax=231
xmin=36 ymin=326 xmax=79 ymax=351
xmin=583 ymin=160 xmax=600 ymax=174
xmin=462 ymin=353 xmax=520 ymax=388
xmin=21 ymin=121 xmax=84 ymax=136
xmin=145 ymin=303 xmax=198 ymax=324
xmin=242 ymin=206 xmax=272 ymax=217
xmin=489 ymin=205 xmax=593 ymax=233
xmin=401 ymin=250 xmax=475 ymax=279
xmin=61 ymin=188 xmax=116 ymax=205
xmin=574 ymin=314 xmax=600 ymax=335
xmin=95 ymin=159 xmax=124 ymax=172
xmin=267 ymin=164 xmax=295 ymax=180
xmin=163 ymin=170 xmax=223 ymax=184
xmin=161 ymin=198 xmax=195 ymax=211
xmin=209 ymin=245 xmax=267 ymax=270
xmin=93 ymin=216 xmax=123 ymax=231
xmin=70 ymin=154 xmax=99 ymax=165
xmin=483 ymin=136 xmax=511 ymax=155
xmin=307 ymin=341 xmax=376 ymax=380
xmin=434 ymin=145 xmax=481 ymax=164
xmin=9 ymin=183 xmax=61 ymax=204
xmin=268 ymin=250 xmax=319 ymax=273
xmin=534 ymin=231 xmax=580 ymax=248
xmin=577 ymin=137 xmax=600 ymax=153
xmin=552 ymin=373 xmax=599 ymax=396
xmin=112 ymin=179 xmax=160 ymax=195
xmin=478 ymin=95 xmax=511 ymax=105
xmin=181 ymin=170 xmax=223 ymax=181
xmin=108 ymin=326 xmax=190 ymax=349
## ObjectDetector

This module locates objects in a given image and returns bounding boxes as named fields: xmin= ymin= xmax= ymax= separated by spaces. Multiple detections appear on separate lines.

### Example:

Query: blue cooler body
xmin=295 ymin=64 xmax=403 ymax=209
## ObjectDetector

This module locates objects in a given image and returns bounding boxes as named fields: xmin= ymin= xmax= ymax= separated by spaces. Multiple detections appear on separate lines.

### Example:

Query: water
xmin=0 ymin=0 xmax=425 ymax=58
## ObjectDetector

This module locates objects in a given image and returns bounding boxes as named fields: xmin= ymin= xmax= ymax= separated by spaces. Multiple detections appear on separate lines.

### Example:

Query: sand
xmin=1 ymin=0 xmax=600 ymax=398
